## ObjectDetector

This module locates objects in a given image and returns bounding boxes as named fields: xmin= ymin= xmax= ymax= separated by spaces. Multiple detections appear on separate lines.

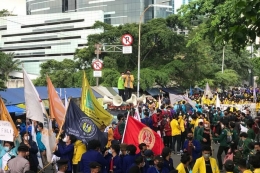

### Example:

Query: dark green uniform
xmin=196 ymin=127 xmax=204 ymax=142
xmin=213 ymin=128 xmax=228 ymax=147
xmin=247 ymin=128 xmax=255 ymax=141
xmin=231 ymin=129 xmax=239 ymax=144
xmin=239 ymin=138 xmax=252 ymax=159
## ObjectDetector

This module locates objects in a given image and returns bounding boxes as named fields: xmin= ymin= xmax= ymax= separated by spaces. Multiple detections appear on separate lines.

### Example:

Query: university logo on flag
xmin=138 ymin=127 xmax=156 ymax=149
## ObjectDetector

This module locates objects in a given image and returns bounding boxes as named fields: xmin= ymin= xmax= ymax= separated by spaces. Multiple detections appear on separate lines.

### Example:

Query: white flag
xmin=133 ymin=104 xmax=141 ymax=122
xmin=23 ymin=69 xmax=44 ymax=122
xmin=31 ymin=122 xmax=43 ymax=169
xmin=204 ymin=82 xmax=213 ymax=98
xmin=216 ymin=94 xmax=220 ymax=108
xmin=65 ymin=89 xmax=68 ymax=109
xmin=40 ymin=102 xmax=56 ymax=163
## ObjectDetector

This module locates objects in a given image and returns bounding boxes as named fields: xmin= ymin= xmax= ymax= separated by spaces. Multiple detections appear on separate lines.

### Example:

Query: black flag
xmin=63 ymin=100 xmax=108 ymax=148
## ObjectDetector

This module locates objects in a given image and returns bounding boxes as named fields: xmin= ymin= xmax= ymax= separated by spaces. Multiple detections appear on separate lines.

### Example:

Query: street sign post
xmin=121 ymin=34 xmax=133 ymax=46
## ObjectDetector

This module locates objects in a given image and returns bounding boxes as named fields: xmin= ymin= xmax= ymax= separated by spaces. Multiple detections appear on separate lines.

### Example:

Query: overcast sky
xmin=0 ymin=0 xmax=26 ymax=15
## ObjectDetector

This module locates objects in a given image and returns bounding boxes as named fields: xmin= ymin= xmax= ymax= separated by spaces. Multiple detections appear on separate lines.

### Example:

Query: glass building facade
xmin=26 ymin=0 xmax=175 ymax=24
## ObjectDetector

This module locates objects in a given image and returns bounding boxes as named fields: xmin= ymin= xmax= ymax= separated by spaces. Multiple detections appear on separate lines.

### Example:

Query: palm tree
xmin=0 ymin=52 xmax=22 ymax=81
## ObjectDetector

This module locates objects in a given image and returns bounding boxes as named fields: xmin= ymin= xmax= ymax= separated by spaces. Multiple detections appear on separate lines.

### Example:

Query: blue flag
xmin=63 ymin=100 xmax=108 ymax=148
xmin=190 ymin=85 xmax=193 ymax=96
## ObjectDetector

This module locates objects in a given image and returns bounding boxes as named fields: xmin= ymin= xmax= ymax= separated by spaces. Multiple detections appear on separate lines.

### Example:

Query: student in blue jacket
xmin=161 ymin=147 xmax=174 ymax=172
xmin=80 ymin=139 xmax=108 ymax=173
xmin=183 ymin=131 xmax=201 ymax=166
xmin=109 ymin=144 xmax=122 ymax=173
xmin=122 ymin=145 xmax=137 ymax=173
xmin=54 ymin=134 xmax=77 ymax=173
xmin=147 ymin=155 xmax=169 ymax=173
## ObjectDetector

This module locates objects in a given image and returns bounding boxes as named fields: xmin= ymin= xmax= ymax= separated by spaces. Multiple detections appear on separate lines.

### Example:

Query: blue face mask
xmin=146 ymin=158 xmax=152 ymax=161
xmin=4 ymin=147 xmax=10 ymax=152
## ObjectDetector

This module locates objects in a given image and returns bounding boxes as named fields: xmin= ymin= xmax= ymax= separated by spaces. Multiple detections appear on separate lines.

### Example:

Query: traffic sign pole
xmin=95 ymin=44 xmax=101 ymax=86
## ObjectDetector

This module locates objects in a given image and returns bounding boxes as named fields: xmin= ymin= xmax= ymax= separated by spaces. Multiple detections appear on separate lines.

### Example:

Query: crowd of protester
xmin=3 ymin=87 xmax=260 ymax=173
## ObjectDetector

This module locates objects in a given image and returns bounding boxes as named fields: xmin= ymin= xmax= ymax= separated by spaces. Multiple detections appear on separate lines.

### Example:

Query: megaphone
xmin=103 ymin=95 xmax=113 ymax=104
xmin=137 ymin=94 xmax=146 ymax=104
xmin=126 ymin=94 xmax=137 ymax=106
xmin=113 ymin=95 xmax=123 ymax=106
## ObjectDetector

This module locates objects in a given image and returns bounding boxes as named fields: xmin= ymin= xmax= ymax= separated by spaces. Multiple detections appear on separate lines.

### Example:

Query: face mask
xmin=4 ymin=147 xmax=10 ymax=152
xmin=63 ymin=137 xmax=68 ymax=143
xmin=108 ymin=149 xmax=112 ymax=154
xmin=204 ymin=124 xmax=208 ymax=128
xmin=188 ymin=137 xmax=193 ymax=140
xmin=146 ymin=158 xmax=152 ymax=161
xmin=203 ymin=154 xmax=210 ymax=159
xmin=142 ymin=162 xmax=145 ymax=167
xmin=24 ymin=136 xmax=30 ymax=141
xmin=37 ymin=128 xmax=40 ymax=131
xmin=221 ymin=124 xmax=224 ymax=128
xmin=157 ymin=162 xmax=164 ymax=168
xmin=119 ymin=151 xmax=122 ymax=155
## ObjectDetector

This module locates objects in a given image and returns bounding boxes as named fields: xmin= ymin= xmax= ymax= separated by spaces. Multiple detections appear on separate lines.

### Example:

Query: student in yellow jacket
xmin=176 ymin=153 xmax=192 ymax=173
xmin=192 ymin=146 xmax=220 ymax=173
xmin=72 ymin=140 xmax=87 ymax=173
xmin=170 ymin=116 xmax=181 ymax=154
xmin=122 ymin=70 xmax=134 ymax=99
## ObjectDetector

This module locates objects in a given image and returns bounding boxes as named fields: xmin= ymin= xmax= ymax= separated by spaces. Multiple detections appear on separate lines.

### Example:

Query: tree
xmin=33 ymin=59 xmax=82 ymax=87
xmin=0 ymin=52 xmax=22 ymax=90
xmin=214 ymin=69 xmax=240 ymax=87
xmin=179 ymin=0 xmax=260 ymax=51
xmin=0 ymin=9 xmax=15 ymax=17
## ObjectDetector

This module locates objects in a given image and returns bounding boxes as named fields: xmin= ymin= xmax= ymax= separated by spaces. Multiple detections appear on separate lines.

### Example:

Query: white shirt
xmin=2 ymin=152 xmax=10 ymax=170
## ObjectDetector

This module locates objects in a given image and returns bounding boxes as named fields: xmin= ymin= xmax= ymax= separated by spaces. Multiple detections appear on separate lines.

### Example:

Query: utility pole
xmin=94 ymin=44 xmax=101 ymax=86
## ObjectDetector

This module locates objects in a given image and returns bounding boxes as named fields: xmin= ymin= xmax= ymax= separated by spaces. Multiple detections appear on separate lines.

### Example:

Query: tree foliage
xmin=0 ymin=52 xmax=22 ymax=90
xmin=35 ymin=13 xmax=252 ymax=89
xmin=179 ymin=0 xmax=260 ymax=51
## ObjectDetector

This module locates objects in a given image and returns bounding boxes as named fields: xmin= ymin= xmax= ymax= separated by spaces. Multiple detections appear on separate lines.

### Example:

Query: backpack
xmin=113 ymin=123 xmax=122 ymax=140
xmin=226 ymin=129 xmax=233 ymax=143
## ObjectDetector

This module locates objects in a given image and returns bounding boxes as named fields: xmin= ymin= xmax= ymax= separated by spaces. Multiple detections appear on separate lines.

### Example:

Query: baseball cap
xmin=144 ymin=150 xmax=154 ymax=157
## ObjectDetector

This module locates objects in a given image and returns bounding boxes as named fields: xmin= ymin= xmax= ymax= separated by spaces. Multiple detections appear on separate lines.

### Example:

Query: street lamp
xmin=137 ymin=4 xmax=173 ymax=97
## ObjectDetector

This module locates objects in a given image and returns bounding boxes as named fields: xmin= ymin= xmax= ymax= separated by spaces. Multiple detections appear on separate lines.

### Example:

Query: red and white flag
xmin=122 ymin=116 xmax=164 ymax=155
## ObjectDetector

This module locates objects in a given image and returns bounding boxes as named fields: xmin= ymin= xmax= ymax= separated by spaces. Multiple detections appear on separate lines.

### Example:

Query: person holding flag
xmin=36 ymin=123 xmax=47 ymax=166
xmin=20 ymin=132 xmax=39 ymax=173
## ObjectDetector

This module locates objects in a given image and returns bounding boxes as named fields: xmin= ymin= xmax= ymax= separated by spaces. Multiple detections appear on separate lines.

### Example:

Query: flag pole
xmin=52 ymin=98 xmax=71 ymax=152
xmin=121 ymin=110 xmax=130 ymax=143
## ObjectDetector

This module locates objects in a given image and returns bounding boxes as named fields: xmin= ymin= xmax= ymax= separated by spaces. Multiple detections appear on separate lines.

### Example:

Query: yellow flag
xmin=80 ymin=71 xmax=113 ymax=129
xmin=0 ymin=98 xmax=18 ymax=137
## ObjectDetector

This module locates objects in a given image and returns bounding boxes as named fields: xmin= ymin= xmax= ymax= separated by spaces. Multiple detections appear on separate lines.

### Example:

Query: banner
xmin=0 ymin=121 xmax=14 ymax=142
xmin=64 ymin=100 xmax=108 ymax=148
xmin=31 ymin=122 xmax=43 ymax=169
xmin=80 ymin=71 xmax=113 ymax=129
xmin=47 ymin=76 xmax=66 ymax=127
xmin=220 ymin=103 xmax=256 ymax=117
xmin=169 ymin=94 xmax=196 ymax=109
xmin=23 ymin=68 xmax=44 ymax=123
xmin=0 ymin=98 xmax=18 ymax=137
xmin=41 ymin=103 xmax=56 ymax=163
xmin=122 ymin=116 xmax=164 ymax=155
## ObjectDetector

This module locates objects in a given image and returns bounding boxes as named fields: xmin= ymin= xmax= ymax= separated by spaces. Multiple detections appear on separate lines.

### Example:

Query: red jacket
xmin=164 ymin=122 xmax=171 ymax=136
xmin=152 ymin=113 xmax=159 ymax=127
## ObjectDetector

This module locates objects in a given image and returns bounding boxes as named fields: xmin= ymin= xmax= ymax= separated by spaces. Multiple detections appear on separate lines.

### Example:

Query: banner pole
xmin=53 ymin=98 xmax=71 ymax=152
xmin=121 ymin=110 xmax=130 ymax=143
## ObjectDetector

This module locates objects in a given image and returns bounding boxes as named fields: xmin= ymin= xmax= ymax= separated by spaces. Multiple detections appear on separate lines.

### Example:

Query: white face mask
xmin=37 ymin=128 xmax=40 ymax=131
xmin=221 ymin=124 xmax=224 ymax=128
xmin=24 ymin=136 xmax=30 ymax=141
xmin=63 ymin=137 xmax=68 ymax=143
xmin=108 ymin=149 xmax=112 ymax=154
xmin=204 ymin=124 xmax=209 ymax=128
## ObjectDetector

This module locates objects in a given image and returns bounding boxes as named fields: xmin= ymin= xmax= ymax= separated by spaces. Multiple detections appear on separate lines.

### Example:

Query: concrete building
xmin=26 ymin=0 xmax=176 ymax=24
xmin=0 ymin=11 xmax=104 ymax=75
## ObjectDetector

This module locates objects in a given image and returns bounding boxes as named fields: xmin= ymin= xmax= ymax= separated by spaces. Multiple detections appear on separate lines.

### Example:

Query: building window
xmin=62 ymin=0 xmax=68 ymax=12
